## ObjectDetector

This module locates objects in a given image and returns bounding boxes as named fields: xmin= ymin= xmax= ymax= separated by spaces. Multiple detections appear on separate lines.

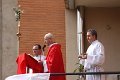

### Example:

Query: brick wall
xmin=18 ymin=0 xmax=66 ymax=64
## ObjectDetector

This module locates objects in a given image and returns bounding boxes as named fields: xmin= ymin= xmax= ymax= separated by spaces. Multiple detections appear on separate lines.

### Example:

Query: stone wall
xmin=2 ymin=0 xmax=18 ymax=80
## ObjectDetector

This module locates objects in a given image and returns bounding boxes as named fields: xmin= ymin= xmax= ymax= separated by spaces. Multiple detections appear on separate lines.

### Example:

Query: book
xmin=27 ymin=54 xmax=38 ymax=63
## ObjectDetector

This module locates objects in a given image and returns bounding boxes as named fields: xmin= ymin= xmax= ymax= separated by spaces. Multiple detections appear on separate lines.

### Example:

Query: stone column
xmin=0 ymin=0 xmax=2 ymax=79
xmin=2 ymin=0 xmax=18 ymax=80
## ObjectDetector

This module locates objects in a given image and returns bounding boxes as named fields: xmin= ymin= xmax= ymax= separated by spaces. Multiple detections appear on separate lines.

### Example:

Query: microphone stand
xmin=42 ymin=45 xmax=46 ymax=56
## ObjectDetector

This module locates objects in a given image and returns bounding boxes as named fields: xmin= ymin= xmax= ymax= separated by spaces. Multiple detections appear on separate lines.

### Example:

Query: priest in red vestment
xmin=43 ymin=33 xmax=66 ymax=80
xmin=16 ymin=33 xmax=66 ymax=80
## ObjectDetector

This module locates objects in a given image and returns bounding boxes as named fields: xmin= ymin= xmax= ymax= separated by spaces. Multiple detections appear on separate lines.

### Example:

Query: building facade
xmin=1 ymin=0 xmax=120 ymax=80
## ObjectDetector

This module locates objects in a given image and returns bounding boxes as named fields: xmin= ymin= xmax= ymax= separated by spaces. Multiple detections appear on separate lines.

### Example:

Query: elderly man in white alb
xmin=79 ymin=29 xmax=105 ymax=80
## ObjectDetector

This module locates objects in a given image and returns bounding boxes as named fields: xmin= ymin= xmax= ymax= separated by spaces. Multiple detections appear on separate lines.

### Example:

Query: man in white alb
xmin=28 ymin=44 xmax=46 ymax=73
xmin=79 ymin=29 xmax=105 ymax=80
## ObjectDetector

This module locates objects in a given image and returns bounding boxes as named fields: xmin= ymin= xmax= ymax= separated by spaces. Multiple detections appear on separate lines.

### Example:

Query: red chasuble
xmin=46 ymin=43 xmax=66 ymax=80
xmin=16 ymin=53 xmax=43 ymax=74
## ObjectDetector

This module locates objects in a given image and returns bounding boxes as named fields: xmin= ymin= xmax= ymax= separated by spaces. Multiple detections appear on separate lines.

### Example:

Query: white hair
xmin=44 ymin=33 xmax=54 ymax=39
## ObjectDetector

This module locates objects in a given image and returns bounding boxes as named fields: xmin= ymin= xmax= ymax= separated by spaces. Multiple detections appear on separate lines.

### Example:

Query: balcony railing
xmin=5 ymin=71 xmax=120 ymax=80
xmin=50 ymin=71 xmax=120 ymax=80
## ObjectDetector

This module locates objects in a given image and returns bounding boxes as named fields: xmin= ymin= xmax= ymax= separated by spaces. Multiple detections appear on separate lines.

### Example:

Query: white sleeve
xmin=43 ymin=60 xmax=48 ymax=72
xmin=87 ymin=44 xmax=105 ymax=65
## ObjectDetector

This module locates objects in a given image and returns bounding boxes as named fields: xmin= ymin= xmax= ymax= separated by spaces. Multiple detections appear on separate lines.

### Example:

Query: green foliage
xmin=13 ymin=5 xmax=23 ymax=21
xmin=73 ymin=63 xmax=84 ymax=73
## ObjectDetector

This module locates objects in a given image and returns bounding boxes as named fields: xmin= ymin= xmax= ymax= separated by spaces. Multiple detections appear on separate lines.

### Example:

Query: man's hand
xmin=38 ymin=60 xmax=43 ymax=65
xmin=78 ymin=54 xmax=87 ymax=59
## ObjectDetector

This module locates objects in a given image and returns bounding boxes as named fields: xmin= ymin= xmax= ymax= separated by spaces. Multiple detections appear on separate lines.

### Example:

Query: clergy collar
xmin=49 ymin=43 xmax=58 ymax=47
xmin=91 ymin=40 xmax=98 ymax=44
xmin=34 ymin=55 xmax=40 ymax=57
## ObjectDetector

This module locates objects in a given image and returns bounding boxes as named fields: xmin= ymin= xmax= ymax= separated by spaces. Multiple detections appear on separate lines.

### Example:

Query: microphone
xmin=42 ymin=45 xmax=46 ymax=51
